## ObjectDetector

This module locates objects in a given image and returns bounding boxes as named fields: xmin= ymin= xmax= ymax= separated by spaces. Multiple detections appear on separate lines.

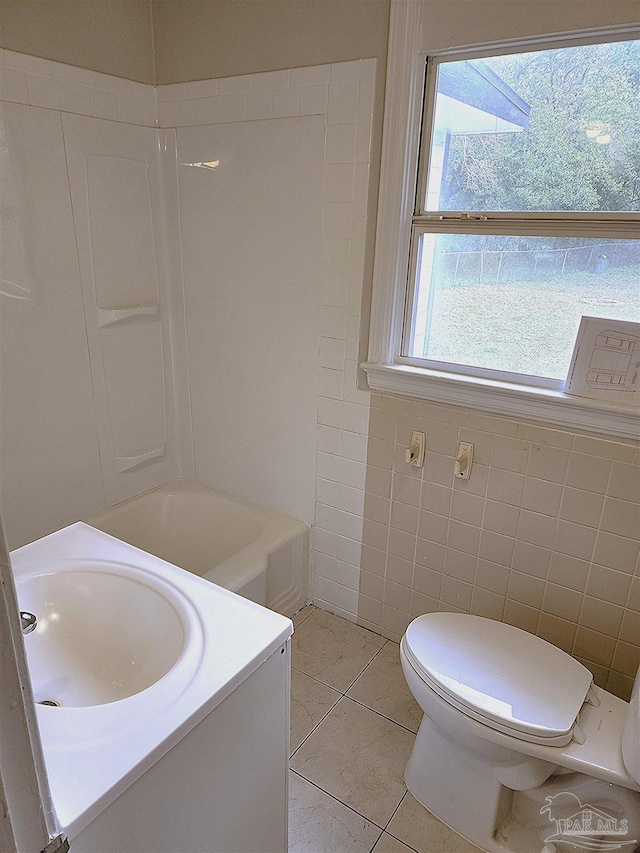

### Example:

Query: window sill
xmin=361 ymin=361 xmax=640 ymax=440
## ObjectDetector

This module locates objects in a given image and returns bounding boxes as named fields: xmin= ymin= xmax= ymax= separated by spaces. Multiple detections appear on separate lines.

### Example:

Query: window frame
xmin=362 ymin=2 xmax=640 ymax=440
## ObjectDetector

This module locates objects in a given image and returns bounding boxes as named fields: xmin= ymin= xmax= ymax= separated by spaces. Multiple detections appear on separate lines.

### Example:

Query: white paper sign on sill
xmin=564 ymin=316 xmax=640 ymax=405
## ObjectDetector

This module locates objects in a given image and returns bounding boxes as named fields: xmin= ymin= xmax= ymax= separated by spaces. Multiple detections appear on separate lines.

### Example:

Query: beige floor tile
xmin=387 ymin=792 xmax=483 ymax=853
xmin=371 ymin=832 xmax=417 ymax=853
xmin=288 ymin=771 xmax=382 ymax=853
xmin=290 ymin=696 xmax=414 ymax=827
xmin=347 ymin=641 xmax=423 ymax=733
xmin=291 ymin=669 xmax=341 ymax=753
xmin=292 ymin=608 xmax=386 ymax=691
xmin=292 ymin=604 xmax=316 ymax=628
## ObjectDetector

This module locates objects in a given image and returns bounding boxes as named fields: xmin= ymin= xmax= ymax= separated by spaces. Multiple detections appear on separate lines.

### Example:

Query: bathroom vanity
xmin=11 ymin=523 xmax=292 ymax=853
xmin=72 ymin=642 xmax=290 ymax=852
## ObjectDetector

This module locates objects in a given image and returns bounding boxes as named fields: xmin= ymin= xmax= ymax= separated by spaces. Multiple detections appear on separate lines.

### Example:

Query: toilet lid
xmin=404 ymin=614 xmax=593 ymax=746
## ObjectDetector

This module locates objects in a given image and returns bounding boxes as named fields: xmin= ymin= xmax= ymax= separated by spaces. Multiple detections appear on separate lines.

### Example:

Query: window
xmin=364 ymin=9 xmax=640 ymax=439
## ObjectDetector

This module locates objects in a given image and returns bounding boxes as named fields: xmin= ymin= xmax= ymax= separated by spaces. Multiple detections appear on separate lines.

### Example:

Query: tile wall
xmin=0 ymin=48 xmax=157 ymax=124
xmin=316 ymin=388 xmax=640 ymax=699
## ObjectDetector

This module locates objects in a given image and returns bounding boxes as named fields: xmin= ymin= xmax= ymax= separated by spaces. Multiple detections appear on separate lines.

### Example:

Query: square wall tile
xmin=608 ymin=461 xmax=640 ymax=503
xmin=553 ymin=520 xmax=596 ymax=561
xmin=526 ymin=444 xmax=569 ymax=483
xmin=440 ymin=576 xmax=472 ymax=611
xmin=580 ymin=596 xmax=624 ymax=637
xmin=474 ymin=560 xmax=510 ymax=595
xmin=444 ymin=548 xmax=476 ymax=584
xmin=537 ymin=612 xmax=577 ymax=654
xmin=470 ymin=586 xmax=505 ymax=621
xmin=451 ymin=490 xmax=484 ymax=526
xmin=491 ymin=437 xmax=529 ymax=474
xmin=487 ymin=468 xmax=525 ymax=506
xmin=542 ymin=583 xmax=583 ymax=623
xmin=521 ymin=478 xmax=563 ymax=516
xmin=327 ymin=79 xmax=359 ymax=124
xmin=483 ymin=499 xmax=519 ymax=537
xmin=574 ymin=626 xmax=616 ymax=668
xmin=586 ymin=565 xmax=632 ymax=607
xmin=511 ymin=541 xmax=550 ymax=579
xmin=547 ymin=551 xmax=590 ymax=592
xmin=592 ymin=531 xmax=639 ymax=575
xmin=559 ymin=487 xmax=604 ymax=528
xmin=507 ymin=571 xmax=545 ymax=609
xmin=517 ymin=510 xmax=557 ymax=549
xmin=566 ymin=452 xmax=612 ymax=494
xmin=600 ymin=497 xmax=640 ymax=540
xmin=478 ymin=530 xmax=515 ymax=568
xmin=503 ymin=599 xmax=540 ymax=634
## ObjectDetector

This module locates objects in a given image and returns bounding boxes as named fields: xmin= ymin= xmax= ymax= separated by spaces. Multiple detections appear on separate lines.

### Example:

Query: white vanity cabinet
xmin=70 ymin=641 xmax=290 ymax=853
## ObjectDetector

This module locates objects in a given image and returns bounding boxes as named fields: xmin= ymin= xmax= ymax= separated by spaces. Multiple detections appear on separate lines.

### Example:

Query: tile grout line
xmin=289 ymin=768 xmax=386 ymax=831
xmin=289 ymin=692 xmax=342 ymax=760
xmin=345 ymin=695 xmax=420 ymax=736
xmin=372 ymin=790 xmax=425 ymax=853
xmin=342 ymin=638 xmax=390 ymax=693
xmin=291 ymin=641 xmax=415 ymax=761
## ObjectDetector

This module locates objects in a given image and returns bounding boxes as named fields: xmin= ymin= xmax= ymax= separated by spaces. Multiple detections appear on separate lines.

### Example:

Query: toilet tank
xmin=622 ymin=665 xmax=640 ymax=785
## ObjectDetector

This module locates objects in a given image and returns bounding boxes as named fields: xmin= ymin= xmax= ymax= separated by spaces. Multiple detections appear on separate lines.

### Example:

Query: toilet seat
xmin=403 ymin=614 xmax=593 ymax=747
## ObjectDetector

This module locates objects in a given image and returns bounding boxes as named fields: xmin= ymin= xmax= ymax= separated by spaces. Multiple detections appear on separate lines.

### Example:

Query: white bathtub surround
xmin=163 ymin=59 xmax=377 ymax=531
xmin=0 ymin=81 xmax=172 ymax=547
xmin=62 ymin=114 xmax=180 ymax=507
xmin=172 ymin=116 xmax=324 ymax=524
xmin=0 ymin=100 xmax=105 ymax=548
xmin=0 ymin=49 xmax=157 ymax=125
xmin=11 ymin=523 xmax=292 ymax=848
xmin=85 ymin=479 xmax=310 ymax=616
xmin=0 ymin=51 xmax=377 ymax=631
xmin=155 ymin=59 xmax=379 ymax=620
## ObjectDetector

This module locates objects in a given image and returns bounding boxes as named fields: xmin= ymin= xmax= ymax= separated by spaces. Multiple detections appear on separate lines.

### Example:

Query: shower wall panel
xmin=0 ymin=102 xmax=103 ymax=548
xmin=62 ymin=115 xmax=178 ymax=505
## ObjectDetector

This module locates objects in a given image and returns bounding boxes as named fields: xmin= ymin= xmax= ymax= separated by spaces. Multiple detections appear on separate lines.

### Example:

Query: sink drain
xmin=38 ymin=699 xmax=60 ymax=707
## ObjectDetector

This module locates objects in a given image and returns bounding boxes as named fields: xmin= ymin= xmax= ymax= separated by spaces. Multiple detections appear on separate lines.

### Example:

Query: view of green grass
xmin=424 ymin=267 xmax=640 ymax=379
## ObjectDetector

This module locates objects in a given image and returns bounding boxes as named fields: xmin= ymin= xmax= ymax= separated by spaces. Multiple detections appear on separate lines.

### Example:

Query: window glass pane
xmin=410 ymin=234 xmax=640 ymax=379
xmin=425 ymin=40 xmax=640 ymax=213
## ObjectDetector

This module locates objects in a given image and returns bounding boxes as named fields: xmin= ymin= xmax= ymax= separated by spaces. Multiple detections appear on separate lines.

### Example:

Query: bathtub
xmin=84 ymin=479 xmax=309 ymax=616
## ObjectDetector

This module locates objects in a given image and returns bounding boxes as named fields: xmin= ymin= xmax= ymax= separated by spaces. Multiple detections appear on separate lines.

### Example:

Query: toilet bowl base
xmin=406 ymin=713 xmax=640 ymax=853
xmin=406 ymin=712 xmax=518 ymax=853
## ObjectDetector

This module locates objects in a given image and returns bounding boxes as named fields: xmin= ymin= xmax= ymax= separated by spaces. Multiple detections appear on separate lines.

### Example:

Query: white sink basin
xmin=18 ymin=562 xmax=187 ymax=707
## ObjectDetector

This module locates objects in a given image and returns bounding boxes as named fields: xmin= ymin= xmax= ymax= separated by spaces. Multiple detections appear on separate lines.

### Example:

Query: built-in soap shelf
xmin=114 ymin=441 xmax=166 ymax=473
xmin=98 ymin=304 xmax=160 ymax=328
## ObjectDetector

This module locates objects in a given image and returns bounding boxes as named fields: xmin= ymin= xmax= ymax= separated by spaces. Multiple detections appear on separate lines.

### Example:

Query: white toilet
xmin=400 ymin=613 xmax=640 ymax=853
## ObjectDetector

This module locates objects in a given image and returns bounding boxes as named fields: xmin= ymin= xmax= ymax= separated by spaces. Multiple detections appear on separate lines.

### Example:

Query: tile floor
xmin=288 ymin=605 xmax=481 ymax=853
